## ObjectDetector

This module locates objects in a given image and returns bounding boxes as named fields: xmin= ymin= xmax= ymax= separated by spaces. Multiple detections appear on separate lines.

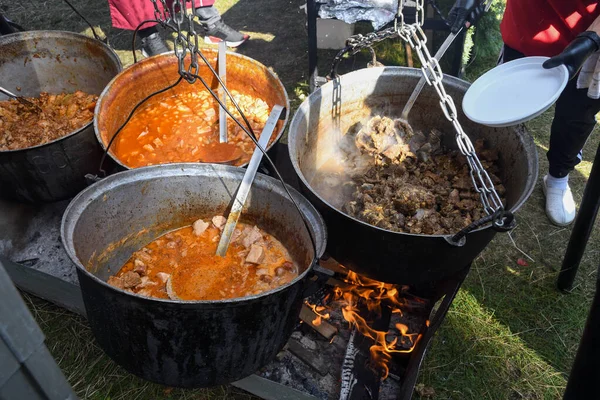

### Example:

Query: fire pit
xmin=249 ymin=255 xmax=469 ymax=400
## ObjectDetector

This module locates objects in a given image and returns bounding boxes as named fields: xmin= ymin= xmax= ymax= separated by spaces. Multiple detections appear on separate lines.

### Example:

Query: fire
xmin=305 ymin=301 xmax=330 ymax=326
xmin=315 ymin=270 xmax=426 ymax=380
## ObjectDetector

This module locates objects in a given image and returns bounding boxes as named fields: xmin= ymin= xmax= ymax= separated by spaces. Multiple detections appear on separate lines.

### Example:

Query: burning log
xmin=300 ymin=303 xmax=338 ymax=340
xmin=340 ymin=305 xmax=392 ymax=400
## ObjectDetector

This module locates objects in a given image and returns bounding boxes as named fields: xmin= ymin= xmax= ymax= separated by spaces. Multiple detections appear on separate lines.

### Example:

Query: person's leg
xmin=107 ymin=0 xmax=169 ymax=57
xmin=138 ymin=26 xmax=170 ymax=57
xmin=194 ymin=2 xmax=249 ymax=47
xmin=549 ymin=79 xmax=600 ymax=177
xmin=544 ymin=75 xmax=600 ymax=225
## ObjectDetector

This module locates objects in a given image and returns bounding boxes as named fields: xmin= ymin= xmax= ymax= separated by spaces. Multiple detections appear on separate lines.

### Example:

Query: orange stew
xmin=111 ymin=88 xmax=273 ymax=167
xmin=107 ymin=216 xmax=298 ymax=300
xmin=0 ymin=91 xmax=97 ymax=151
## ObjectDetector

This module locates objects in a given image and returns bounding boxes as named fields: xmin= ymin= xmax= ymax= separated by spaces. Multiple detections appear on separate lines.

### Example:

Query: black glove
xmin=447 ymin=0 xmax=486 ymax=34
xmin=543 ymin=31 xmax=600 ymax=79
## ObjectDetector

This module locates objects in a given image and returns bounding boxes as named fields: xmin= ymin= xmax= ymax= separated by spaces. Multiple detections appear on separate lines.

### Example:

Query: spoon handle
xmin=0 ymin=86 xmax=18 ymax=99
xmin=218 ymin=41 xmax=228 ymax=143
xmin=400 ymin=28 xmax=462 ymax=120
xmin=216 ymin=104 xmax=284 ymax=256
xmin=0 ymin=85 xmax=39 ymax=109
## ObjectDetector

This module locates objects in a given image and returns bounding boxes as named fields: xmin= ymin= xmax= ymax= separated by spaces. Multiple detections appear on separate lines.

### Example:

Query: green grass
xmin=5 ymin=0 xmax=600 ymax=398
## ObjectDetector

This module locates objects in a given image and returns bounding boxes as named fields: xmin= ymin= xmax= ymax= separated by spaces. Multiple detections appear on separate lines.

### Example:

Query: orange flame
xmin=331 ymin=271 xmax=425 ymax=380
xmin=305 ymin=301 xmax=330 ymax=326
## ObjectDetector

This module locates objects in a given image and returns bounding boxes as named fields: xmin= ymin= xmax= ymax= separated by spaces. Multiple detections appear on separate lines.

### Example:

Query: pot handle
xmin=63 ymin=0 xmax=107 ymax=44
xmin=445 ymin=209 xmax=516 ymax=247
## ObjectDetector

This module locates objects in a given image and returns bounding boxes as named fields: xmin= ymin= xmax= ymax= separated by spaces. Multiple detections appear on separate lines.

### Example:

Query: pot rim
xmin=288 ymin=66 xmax=539 ymax=239
xmin=0 ymin=30 xmax=123 ymax=154
xmin=93 ymin=51 xmax=290 ymax=169
xmin=61 ymin=163 xmax=326 ymax=305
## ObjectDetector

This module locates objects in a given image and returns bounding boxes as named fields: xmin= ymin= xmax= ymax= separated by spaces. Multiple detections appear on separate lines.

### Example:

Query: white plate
xmin=462 ymin=56 xmax=568 ymax=127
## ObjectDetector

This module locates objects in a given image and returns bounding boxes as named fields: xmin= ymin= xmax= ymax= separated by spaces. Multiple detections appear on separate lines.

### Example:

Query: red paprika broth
xmin=112 ymin=86 xmax=273 ymax=167
xmin=107 ymin=216 xmax=299 ymax=301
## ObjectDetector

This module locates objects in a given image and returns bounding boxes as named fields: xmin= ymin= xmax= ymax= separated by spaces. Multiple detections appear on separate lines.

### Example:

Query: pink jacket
xmin=108 ymin=0 xmax=215 ymax=30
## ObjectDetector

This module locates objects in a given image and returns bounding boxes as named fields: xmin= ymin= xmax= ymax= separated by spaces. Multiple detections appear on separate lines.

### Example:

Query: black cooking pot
xmin=60 ymin=164 xmax=326 ymax=387
xmin=0 ymin=31 xmax=121 ymax=203
xmin=287 ymin=67 xmax=538 ymax=286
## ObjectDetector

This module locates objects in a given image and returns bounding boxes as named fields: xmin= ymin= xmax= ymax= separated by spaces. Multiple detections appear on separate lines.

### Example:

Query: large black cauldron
xmin=287 ymin=67 xmax=538 ymax=286
xmin=0 ymin=31 xmax=121 ymax=202
xmin=61 ymin=164 xmax=326 ymax=387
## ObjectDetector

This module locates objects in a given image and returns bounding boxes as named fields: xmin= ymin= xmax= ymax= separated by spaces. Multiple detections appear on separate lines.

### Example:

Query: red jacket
xmin=108 ymin=0 xmax=215 ymax=31
xmin=501 ymin=0 xmax=600 ymax=56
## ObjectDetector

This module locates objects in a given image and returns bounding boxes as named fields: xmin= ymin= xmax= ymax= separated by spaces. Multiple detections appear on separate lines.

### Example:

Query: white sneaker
xmin=542 ymin=175 xmax=576 ymax=226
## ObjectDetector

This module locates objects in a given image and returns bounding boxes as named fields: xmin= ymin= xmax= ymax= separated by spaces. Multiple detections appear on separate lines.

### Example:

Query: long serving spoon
xmin=400 ymin=0 xmax=493 ymax=120
xmin=400 ymin=26 xmax=464 ymax=120
xmin=197 ymin=142 xmax=243 ymax=165
xmin=215 ymin=104 xmax=284 ymax=256
xmin=0 ymin=85 xmax=42 ymax=112
xmin=218 ymin=40 xmax=228 ymax=143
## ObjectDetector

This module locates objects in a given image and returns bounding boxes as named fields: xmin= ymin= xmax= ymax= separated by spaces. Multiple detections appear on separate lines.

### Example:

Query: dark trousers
xmin=500 ymin=45 xmax=600 ymax=178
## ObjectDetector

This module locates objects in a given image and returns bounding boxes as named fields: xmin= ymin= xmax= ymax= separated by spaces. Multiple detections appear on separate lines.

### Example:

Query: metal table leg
xmin=562 ymin=259 xmax=600 ymax=399
xmin=307 ymin=0 xmax=319 ymax=93
xmin=557 ymin=142 xmax=600 ymax=292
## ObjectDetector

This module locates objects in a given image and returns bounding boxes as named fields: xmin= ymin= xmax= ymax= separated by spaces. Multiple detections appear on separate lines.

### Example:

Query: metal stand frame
xmin=562 ymin=258 xmax=600 ymax=399
xmin=306 ymin=0 xmax=466 ymax=92
xmin=555 ymin=142 xmax=600 ymax=399
xmin=0 ymin=259 xmax=76 ymax=400
xmin=557 ymin=142 xmax=600 ymax=292
xmin=398 ymin=263 xmax=471 ymax=400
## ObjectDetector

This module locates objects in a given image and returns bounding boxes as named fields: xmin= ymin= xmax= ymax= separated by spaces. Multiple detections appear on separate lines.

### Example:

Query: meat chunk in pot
xmin=193 ymin=218 xmax=210 ymax=236
xmin=133 ymin=259 xmax=147 ymax=275
xmin=166 ymin=276 xmax=180 ymax=300
xmin=246 ymin=244 xmax=265 ymax=264
xmin=156 ymin=272 xmax=171 ymax=283
xmin=122 ymin=271 xmax=142 ymax=288
xmin=212 ymin=215 xmax=226 ymax=229
xmin=107 ymin=276 xmax=125 ymax=289
xmin=355 ymin=116 xmax=415 ymax=164
xmin=136 ymin=276 xmax=158 ymax=289
xmin=242 ymin=226 xmax=263 ymax=248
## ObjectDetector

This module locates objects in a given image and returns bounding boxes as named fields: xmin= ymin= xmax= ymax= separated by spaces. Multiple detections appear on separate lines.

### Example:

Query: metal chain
xmin=151 ymin=0 xmax=200 ymax=83
xmin=148 ymin=0 xmax=258 ymax=138
xmin=150 ymin=0 xmax=169 ymax=23
xmin=395 ymin=1 xmax=503 ymax=215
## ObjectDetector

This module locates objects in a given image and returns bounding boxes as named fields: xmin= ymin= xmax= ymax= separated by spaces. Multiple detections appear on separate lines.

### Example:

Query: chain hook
xmin=366 ymin=47 xmax=383 ymax=68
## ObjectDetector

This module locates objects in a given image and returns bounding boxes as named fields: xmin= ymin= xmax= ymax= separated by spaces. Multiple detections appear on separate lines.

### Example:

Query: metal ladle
xmin=216 ymin=104 xmax=285 ymax=256
xmin=401 ymin=0 xmax=492 ymax=120
xmin=0 ymin=85 xmax=42 ymax=112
